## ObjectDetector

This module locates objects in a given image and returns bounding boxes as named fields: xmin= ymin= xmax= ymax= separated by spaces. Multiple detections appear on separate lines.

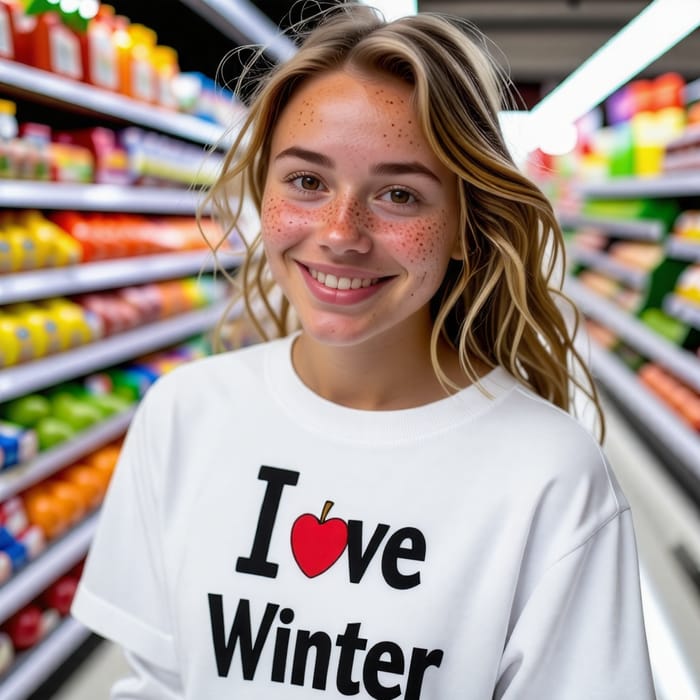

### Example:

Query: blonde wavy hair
xmin=202 ymin=4 xmax=605 ymax=439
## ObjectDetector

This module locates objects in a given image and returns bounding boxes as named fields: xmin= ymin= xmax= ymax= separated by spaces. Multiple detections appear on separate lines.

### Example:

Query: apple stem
xmin=320 ymin=500 xmax=334 ymax=523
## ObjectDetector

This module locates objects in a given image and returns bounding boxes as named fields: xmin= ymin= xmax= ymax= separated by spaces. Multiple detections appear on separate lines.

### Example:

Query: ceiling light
xmin=529 ymin=0 xmax=700 ymax=140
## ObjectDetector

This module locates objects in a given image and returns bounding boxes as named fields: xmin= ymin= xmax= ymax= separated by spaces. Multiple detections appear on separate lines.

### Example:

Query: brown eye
xmin=389 ymin=189 xmax=412 ymax=204
xmin=300 ymin=175 xmax=321 ymax=190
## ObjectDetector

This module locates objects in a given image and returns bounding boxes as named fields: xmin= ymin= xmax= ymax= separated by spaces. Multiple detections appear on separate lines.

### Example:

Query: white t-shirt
xmin=72 ymin=334 xmax=655 ymax=699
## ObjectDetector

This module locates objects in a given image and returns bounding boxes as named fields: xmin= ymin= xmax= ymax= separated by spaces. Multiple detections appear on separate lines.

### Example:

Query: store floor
xmin=52 ymin=640 xmax=128 ymax=699
xmin=55 ymin=396 xmax=699 ymax=699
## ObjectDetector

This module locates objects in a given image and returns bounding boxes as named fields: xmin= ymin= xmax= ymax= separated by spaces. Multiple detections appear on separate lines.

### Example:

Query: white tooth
xmin=361 ymin=279 xmax=371 ymax=288
xmin=310 ymin=268 xmax=318 ymax=279
xmin=317 ymin=271 xmax=326 ymax=283
xmin=338 ymin=277 xmax=351 ymax=290
xmin=351 ymin=278 xmax=362 ymax=289
xmin=325 ymin=274 xmax=338 ymax=289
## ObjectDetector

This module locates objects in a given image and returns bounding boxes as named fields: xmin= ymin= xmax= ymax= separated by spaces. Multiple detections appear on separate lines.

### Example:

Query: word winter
xmin=209 ymin=596 xmax=443 ymax=699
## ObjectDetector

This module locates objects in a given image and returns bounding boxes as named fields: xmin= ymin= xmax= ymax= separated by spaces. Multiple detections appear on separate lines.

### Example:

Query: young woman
xmin=72 ymin=6 xmax=656 ymax=698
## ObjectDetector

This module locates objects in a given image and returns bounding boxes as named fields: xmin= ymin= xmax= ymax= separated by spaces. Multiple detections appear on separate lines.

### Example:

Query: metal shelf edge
xmin=577 ymin=173 xmax=700 ymax=198
xmin=0 ymin=302 xmax=229 ymax=403
xmin=0 ymin=617 xmax=92 ymax=700
xmin=0 ymin=182 xmax=205 ymax=214
xmin=0 ymin=251 xmax=241 ymax=304
xmin=0 ymin=409 xmax=135 ymax=502
xmin=0 ymin=514 xmax=98 ymax=625
xmin=565 ymin=276 xmax=700 ymax=393
xmin=589 ymin=342 xmax=700 ymax=479
xmin=559 ymin=213 xmax=664 ymax=240
xmin=0 ymin=59 xmax=226 ymax=147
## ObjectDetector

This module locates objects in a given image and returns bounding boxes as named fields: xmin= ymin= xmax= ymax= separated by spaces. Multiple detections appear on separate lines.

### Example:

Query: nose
xmin=317 ymin=195 xmax=372 ymax=255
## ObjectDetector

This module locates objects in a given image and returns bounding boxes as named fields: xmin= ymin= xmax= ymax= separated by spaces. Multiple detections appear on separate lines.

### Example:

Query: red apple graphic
xmin=291 ymin=500 xmax=348 ymax=578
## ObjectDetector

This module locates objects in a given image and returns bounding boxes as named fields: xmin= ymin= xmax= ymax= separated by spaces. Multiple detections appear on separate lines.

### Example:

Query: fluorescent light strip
xmin=530 ymin=0 xmax=700 ymax=130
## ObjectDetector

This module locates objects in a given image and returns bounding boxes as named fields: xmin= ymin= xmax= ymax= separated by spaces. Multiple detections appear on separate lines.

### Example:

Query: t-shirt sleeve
xmin=71 ymin=381 xmax=179 ymax=673
xmin=495 ymin=509 xmax=656 ymax=699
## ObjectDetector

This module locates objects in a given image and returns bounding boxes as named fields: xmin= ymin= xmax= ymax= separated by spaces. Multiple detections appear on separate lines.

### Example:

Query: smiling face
xmin=261 ymin=68 xmax=460 ymax=355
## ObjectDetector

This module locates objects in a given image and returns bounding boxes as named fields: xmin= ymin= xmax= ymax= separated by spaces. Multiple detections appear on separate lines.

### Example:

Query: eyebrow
xmin=371 ymin=161 xmax=441 ymax=184
xmin=275 ymin=147 xmax=441 ymax=184
xmin=275 ymin=147 xmax=333 ymax=168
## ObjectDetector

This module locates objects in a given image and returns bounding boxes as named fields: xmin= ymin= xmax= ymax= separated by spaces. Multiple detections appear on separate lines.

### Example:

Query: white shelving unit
xmin=565 ymin=276 xmax=700 ymax=393
xmin=578 ymin=173 xmax=700 ymax=199
xmin=0 ymin=14 xmax=248 ymax=696
xmin=0 ymin=301 xmax=232 ymax=403
xmin=589 ymin=342 xmax=700 ymax=479
xmin=0 ymin=409 xmax=135 ymax=502
xmin=0 ymin=181 xmax=207 ymax=214
xmin=559 ymin=212 xmax=666 ymax=240
xmin=0 ymin=514 xmax=98 ymax=624
xmin=663 ymin=294 xmax=700 ymax=331
xmin=0 ymin=250 xmax=241 ymax=304
xmin=568 ymin=245 xmax=649 ymax=289
xmin=0 ymin=617 xmax=92 ymax=700
xmin=667 ymin=236 xmax=700 ymax=263
xmin=0 ymin=59 xmax=226 ymax=148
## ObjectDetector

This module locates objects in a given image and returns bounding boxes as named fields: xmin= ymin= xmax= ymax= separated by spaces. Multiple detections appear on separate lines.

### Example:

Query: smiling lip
xmin=298 ymin=263 xmax=393 ymax=305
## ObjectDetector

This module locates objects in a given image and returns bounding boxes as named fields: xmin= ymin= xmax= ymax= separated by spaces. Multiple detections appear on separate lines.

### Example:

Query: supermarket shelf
xmin=664 ymin=294 xmax=700 ymax=331
xmin=568 ymin=246 xmax=648 ymax=289
xmin=664 ymin=124 xmax=700 ymax=152
xmin=558 ymin=213 xmax=665 ymax=241
xmin=0 ymin=181 xmax=207 ymax=214
xmin=0 ymin=617 xmax=92 ymax=700
xmin=0 ymin=302 xmax=230 ymax=402
xmin=0 ymin=250 xmax=242 ymax=304
xmin=589 ymin=342 xmax=700 ymax=481
xmin=0 ymin=59 xmax=225 ymax=148
xmin=577 ymin=173 xmax=700 ymax=199
xmin=0 ymin=514 xmax=97 ymax=624
xmin=0 ymin=409 xmax=135 ymax=503
xmin=667 ymin=236 xmax=700 ymax=263
xmin=565 ymin=276 xmax=700 ymax=393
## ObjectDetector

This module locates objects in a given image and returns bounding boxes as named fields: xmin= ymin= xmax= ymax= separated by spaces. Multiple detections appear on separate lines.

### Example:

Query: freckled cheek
xmin=260 ymin=195 xmax=313 ymax=248
xmin=388 ymin=216 xmax=455 ymax=273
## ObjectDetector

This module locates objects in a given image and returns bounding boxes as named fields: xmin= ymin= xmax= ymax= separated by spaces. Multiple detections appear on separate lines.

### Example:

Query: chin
xmin=297 ymin=316 xmax=377 ymax=348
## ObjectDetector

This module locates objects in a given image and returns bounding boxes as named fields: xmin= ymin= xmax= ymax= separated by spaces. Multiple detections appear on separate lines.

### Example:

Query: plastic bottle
xmin=153 ymin=45 xmax=179 ymax=110
xmin=4 ymin=303 xmax=61 ymax=357
xmin=0 ymin=0 xmax=19 ymax=59
xmin=82 ymin=3 xmax=118 ymax=91
xmin=32 ymin=11 xmax=83 ymax=80
xmin=113 ymin=13 xmax=133 ymax=97
xmin=126 ymin=24 xmax=157 ymax=103
xmin=652 ymin=72 xmax=686 ymax=169
xmin=0 ymin=98 xmax=18 ymax=179
xmin=19 ymin=122 xmax=51 ymax=181
xmin=10 ymin=2 xmax=36 ymax=65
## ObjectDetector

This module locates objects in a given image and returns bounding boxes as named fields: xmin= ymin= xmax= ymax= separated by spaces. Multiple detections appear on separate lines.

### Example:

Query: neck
xmin=291 ymin=331 xmax=475 ymax=411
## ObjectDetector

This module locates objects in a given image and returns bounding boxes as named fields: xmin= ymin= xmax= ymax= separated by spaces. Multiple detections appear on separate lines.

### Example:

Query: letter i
xmin=271 ymin=608 xmax=295 ymax=682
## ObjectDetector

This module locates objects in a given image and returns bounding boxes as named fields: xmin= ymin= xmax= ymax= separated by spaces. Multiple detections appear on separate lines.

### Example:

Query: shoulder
xmin=489 ymin=381 xmax=628 ymax=559
xmin=489 ymin=380 xmax=610 ymax=484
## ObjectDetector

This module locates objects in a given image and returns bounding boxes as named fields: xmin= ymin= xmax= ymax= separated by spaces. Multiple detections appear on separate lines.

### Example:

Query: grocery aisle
xmin=1 ymin=1 xmax=699 ymax=698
